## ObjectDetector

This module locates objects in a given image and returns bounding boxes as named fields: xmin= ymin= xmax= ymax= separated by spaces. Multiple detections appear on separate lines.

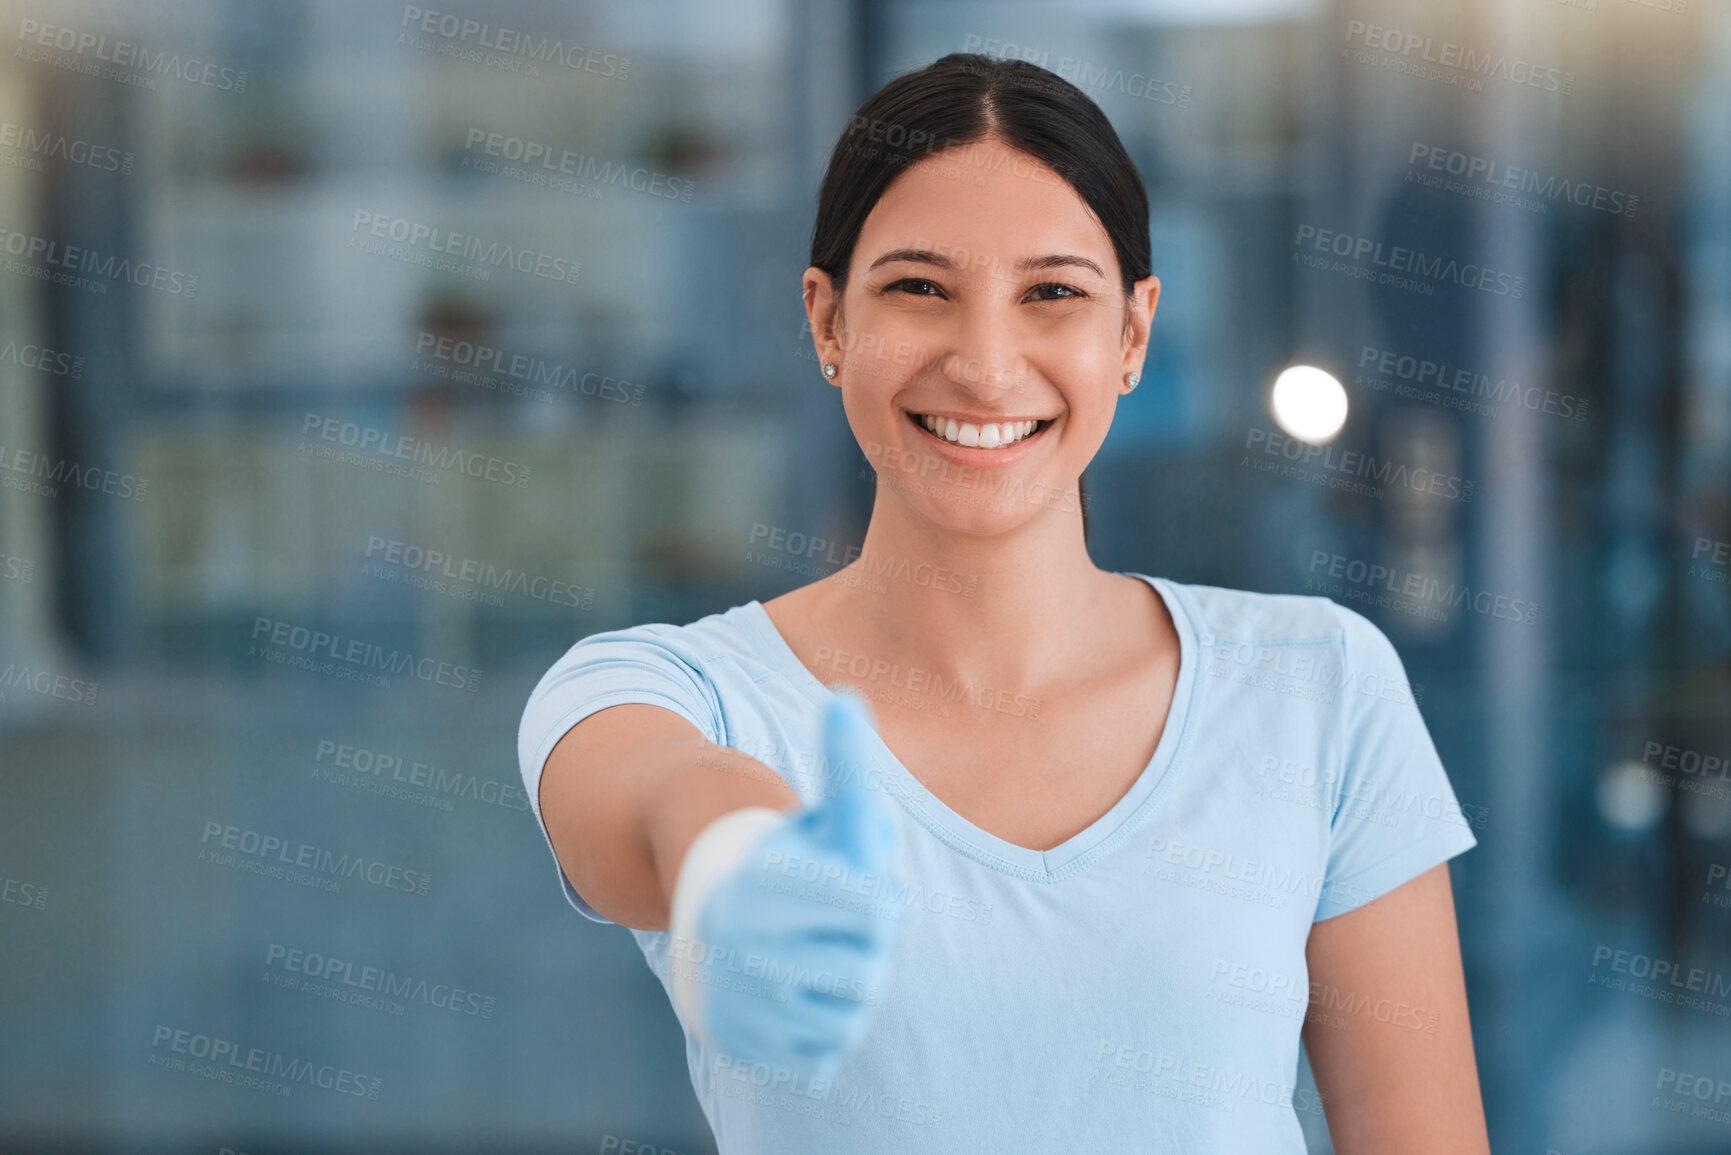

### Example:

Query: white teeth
xmin=917 ymin=413 xmax=1043 ymax=449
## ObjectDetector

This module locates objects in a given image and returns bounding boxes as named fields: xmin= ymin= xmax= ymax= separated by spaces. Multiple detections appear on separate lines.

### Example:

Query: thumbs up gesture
xmin=668 ymin=690 xmax=906 ymax=1083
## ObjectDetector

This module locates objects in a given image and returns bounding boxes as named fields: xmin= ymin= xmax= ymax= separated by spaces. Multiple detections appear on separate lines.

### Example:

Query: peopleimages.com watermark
xmin=1704 ymin=862 xmax=1731 ymax=909
xmin=1303 ymin=549 xmax=1539 ymax=628
xmin=296 ymin=413 xmax=531 ymax=489
xmin=705 ymin=1053 xmax=945 ymax=1128
xmin=148 ymin=1024 xmax=379 ymax=1100
xmin=1637 ymin=740 xmax=1731 ymax=804
xmin=746 ymin=522 xmax=980 ymax=598
xmin=689 ymin=741 xmax=997 ymax=929
xmin=1342 ymin=19 xmax=1575 ymax=95
xmin=1406 ymin=142 xmax=1636 ymax=217
xmin=247 ymin=616 xmax=481 ymax=693
xmin=1589 ymin=944 xmax=1731 ymax=1017
xmin=828 ymin=115 xmax=987 ymax=189
xmin=1690 ymin=537 xmax=1730 ymax=587
xmin=600 ymin=1137 xmax=690 ymax=1155
xmin=312 ymin=738 xmax=531 ymax=815
xmin=461 ymin=128 xmax=693 ymax=203
xmin=962 ymin=34 xmax=1193 ymax=108
xmin=1242 ymin=427 xmax=1476 ymax=505
xmin=666 ymin=932 xmax=882 ymax=1006
xmin=198 ymin=820 xmax=433 ymax=898
xmin=1142 ymin=834 xmax=1385 ymax=914
xmin=0 ymin=443 xmax=148 ymax=502
xmin=1356 ymin=344 xmax=1588 ymax=423
xmin=1200 ymin=636 xmax=1426 ymax=707
xmin=812 ymin=642 xmax=1041 ymax=721
xmin=1091 ymin=1038 xmax=1325 ymax=1116
xmin=397 ymin=6 xmax=630 ymax=80
xmin=413 ymin=330 xmax=643 ymax=406
xmin=15 ymin=18 xmax=249 ymax=92
xmin=795 ymin=313 xmax=1030 ymax=391
xmin=1255 ymin=754 xmax=1489 ymax=832
xmin=1 ymin=868 xmax=48 ymax=911
xmin=0 ymin=335 xmax=83 ymax=378
xmin=861 ymin=441 xmax=1088 ymax=515
xmin=0 ymin=119 xmax=132 ymax=175
xmin=1551 ymin=0 xmax=1690 ymax=14
xmin=0 ymin=661 xmax=98 ymax=707
xmin=347 ymin=210 xmax=581 ymax=287
xmin=1206 ymin=955 xmax=1444 ymax=1036
xmin=263 ymin=941 xmax=496 ymax=1020
xmin=0 ymin=551 xmax=32 ymax=583
xmin=1653 ymin=1066 xmax=1731 ymax=1129
xmin=0 ymin=225 xmax=197 ymax=297
xmin=1206 ymin=958 xmax=1345 ymax=1031
xmin=361 ymin=534 xmax=595 ymax=610
xmin=1293 ymin=223 xmax=1524 ymax=299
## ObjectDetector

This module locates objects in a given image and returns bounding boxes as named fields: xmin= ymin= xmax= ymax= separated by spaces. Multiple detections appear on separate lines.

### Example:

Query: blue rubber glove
xmin=676 ymin=690 xmax=905 ymax=1085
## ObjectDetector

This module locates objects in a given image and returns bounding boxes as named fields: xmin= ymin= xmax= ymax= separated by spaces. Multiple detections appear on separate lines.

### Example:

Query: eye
xmin=884 ymin=277 xmax=945 ymax=298
xmin=1025 ymin=282 xmax=1086 ymax=302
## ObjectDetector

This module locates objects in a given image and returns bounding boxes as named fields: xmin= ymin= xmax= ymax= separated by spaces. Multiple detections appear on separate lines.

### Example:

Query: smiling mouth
xmin=908 ymin=411 xmax=1050 ymax=449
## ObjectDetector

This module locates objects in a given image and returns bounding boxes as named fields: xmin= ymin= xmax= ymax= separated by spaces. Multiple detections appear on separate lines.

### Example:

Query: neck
xmin=830 ymin=486 xmax=1118 ymax=693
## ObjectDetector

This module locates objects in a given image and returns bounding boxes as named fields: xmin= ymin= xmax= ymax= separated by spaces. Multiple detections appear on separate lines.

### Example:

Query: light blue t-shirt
xmin=517 ymin=573 xmax=1479 ymax=1153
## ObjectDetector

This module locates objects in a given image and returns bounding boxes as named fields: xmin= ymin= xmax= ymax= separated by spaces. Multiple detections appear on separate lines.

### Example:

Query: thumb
xmin=804 ymin=689 xmax=899 ymax=867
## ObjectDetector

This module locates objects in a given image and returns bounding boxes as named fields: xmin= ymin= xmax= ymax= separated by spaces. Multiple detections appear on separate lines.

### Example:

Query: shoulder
xmin=534 ymin=602 xmax=771 ymax=687
xmin=1158 ymin=576 xmax=1347 ymax=645
xmin=517 ymin=603 xmax=770 ymax=772
xmin=1158 ymin=577 xmax=1420 ymax=705
xmin=524 ymin=599 xmax=807 ymax=720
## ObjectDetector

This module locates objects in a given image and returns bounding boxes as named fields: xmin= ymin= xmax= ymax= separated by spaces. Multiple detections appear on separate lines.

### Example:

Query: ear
xmin=1121 ymin=274 xmax=1161 ymax=390
xmin=802 ymin=266 xmax=845 ymax=384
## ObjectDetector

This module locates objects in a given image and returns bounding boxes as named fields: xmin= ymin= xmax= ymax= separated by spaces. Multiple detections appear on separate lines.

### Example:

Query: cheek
xmin=866 ymin=321 xmax=945 ymax=379
xmin=1034 ymin=330 xmax=1122 ymax=405
xmin=839 ymin=384 xmax=904 ymax=456
xmin=1031 ymin=305 xmax=1121 ymax=358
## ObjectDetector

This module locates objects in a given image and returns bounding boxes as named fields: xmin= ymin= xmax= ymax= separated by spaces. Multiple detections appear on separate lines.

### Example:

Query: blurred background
xmin=1 ymin=0 xmax=1729 ymax=1151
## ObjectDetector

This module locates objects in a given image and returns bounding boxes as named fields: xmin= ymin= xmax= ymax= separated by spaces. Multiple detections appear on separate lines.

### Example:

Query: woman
xmin=520 ymin=53 xmax=1490 ymax=1154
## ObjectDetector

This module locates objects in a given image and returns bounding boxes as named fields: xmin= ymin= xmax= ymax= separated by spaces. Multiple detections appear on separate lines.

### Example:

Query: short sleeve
xmin=516 ymin=625 xmax=726 ymax=924
xmin=1312 ymin=604 xmax=1478 ymax=921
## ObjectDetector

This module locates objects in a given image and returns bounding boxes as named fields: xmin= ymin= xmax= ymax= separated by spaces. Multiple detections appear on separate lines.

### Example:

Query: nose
xmin=937 ymin=294 xmax=1030 ymax=399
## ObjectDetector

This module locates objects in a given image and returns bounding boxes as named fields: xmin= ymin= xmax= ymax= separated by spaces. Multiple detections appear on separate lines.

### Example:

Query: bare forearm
xmin=539 ymin=706 xmax=801 ymax=931
xmin=639 ymin=741 xmax=801 ymax=927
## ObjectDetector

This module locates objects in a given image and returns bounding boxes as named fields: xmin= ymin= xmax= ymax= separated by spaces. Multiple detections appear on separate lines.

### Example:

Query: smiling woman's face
xmin=804 ymin=135 xmax=1159 ymax=537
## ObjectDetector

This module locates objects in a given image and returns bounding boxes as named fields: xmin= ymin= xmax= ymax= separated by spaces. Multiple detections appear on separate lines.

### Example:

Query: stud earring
xmin=823 ymin=362 xmax=837 ymax=379
xmin=1125 ymin=371 xmax=1140 ymax=392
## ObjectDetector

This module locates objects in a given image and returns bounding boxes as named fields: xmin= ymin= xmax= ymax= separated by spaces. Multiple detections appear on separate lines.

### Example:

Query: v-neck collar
xmin=735 ymin=572 xmax=1201 ymax=884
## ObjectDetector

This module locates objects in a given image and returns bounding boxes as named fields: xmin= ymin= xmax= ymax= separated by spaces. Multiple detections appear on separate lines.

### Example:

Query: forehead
xmin=855 ymin=141 xmax=1116 ymax=271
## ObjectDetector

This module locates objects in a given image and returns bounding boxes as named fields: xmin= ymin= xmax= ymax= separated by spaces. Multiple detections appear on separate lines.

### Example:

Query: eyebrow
xmin=866 ymin=248 xmax=1106 ymax=279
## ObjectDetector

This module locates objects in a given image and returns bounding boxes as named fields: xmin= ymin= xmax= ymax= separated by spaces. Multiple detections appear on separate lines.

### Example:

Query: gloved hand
xmin=668 ymin=690 xmax=905 ymax=1084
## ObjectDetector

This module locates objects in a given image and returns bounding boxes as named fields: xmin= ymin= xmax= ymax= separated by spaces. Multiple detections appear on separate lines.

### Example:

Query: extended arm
xmin=537 ymin=696 xmax=906 ymax=1080
xmin=537 ymin=702 xmax=800 ymax=930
